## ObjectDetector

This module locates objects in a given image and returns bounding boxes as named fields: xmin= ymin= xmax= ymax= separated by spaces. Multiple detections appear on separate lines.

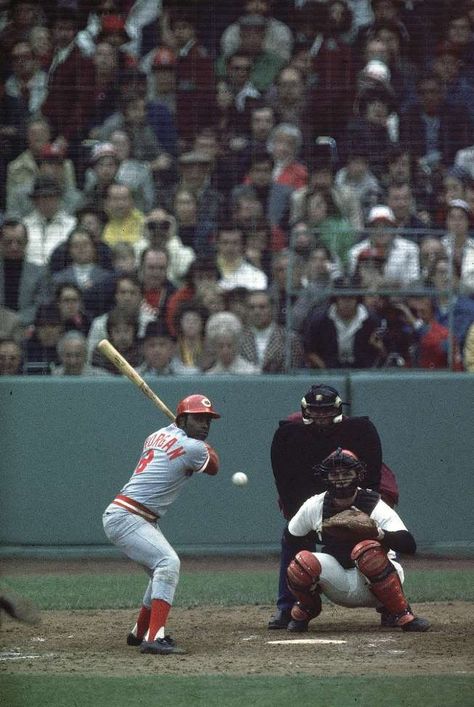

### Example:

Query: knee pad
xmin=287 ymin=551 xmax=321 ymax=592
xmin=351 ymin=540 xmax=390 ymax=581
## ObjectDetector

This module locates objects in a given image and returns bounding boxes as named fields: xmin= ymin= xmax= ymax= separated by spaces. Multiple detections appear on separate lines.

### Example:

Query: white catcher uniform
xmin=103 ymin=422 xmax=215 ymax=606
xmin=288 ymin=489 xmax=407 ymax=608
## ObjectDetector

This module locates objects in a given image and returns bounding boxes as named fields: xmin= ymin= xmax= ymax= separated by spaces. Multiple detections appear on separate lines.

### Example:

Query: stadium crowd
xmin=1 ymin=0 xmax=474 ymax=375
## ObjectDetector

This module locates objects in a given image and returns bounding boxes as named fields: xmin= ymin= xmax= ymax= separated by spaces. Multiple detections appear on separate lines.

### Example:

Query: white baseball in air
xmin=232 ymin=472 xmax=248 ymax=486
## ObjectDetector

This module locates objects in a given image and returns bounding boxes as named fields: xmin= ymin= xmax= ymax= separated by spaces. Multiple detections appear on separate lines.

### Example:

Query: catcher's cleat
xmin=268 ymin=609 xmax=291 ymax=630
xmin=377 ymin=608 xmax=399 ymax=628
xmin=126 ymin=632 xmax=143 ymax=646
xmin=140 ymin=635 xmax=186 ymax=655
xmin=287 ymin=617 xmax=309 ymax=633
xmin=401 ymin=616 xmax=431 ymax=632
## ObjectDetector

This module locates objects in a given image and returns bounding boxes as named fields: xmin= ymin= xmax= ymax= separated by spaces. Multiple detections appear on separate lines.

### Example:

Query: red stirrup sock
xmin=145 ymin=599 xmax=171 ymax=641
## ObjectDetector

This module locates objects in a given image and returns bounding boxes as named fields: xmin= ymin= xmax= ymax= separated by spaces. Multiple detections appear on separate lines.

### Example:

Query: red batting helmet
xmin=176 ymin=394 xmax=220 ymax=418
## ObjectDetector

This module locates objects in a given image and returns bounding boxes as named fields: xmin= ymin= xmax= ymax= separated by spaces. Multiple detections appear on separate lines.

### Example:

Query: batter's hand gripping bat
xmin=97 ymin=339 xmax=175 ymax=421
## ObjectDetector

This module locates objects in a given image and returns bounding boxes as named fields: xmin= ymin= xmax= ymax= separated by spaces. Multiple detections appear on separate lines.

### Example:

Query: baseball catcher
xmin=285 ymin=448 xmax=430 ymax=632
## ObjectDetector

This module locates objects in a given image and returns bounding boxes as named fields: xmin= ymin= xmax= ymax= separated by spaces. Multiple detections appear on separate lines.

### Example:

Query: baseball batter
xmin=285 ymin=448 xmax=430 ymax=632
xmin=102 ymin=394 xmax=220 ymax=655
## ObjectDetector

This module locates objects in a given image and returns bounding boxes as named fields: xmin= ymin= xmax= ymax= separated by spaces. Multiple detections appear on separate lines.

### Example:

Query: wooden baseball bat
xmin=97 ymin=339 xmax=175 ymax=420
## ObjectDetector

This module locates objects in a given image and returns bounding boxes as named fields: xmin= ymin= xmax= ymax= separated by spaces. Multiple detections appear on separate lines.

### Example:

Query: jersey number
xmin=134 ymin=450 xmax=154 ymax=474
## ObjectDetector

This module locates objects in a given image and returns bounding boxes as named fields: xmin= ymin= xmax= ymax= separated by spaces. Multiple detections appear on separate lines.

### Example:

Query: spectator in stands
xmin=28 ymin=25 xmax=52 ymax=71
xmin=86 ymin=41 xmax=121 ymax=137
xmin=232 ymin=149 xmax=292 ymax=249
xmin=216 ymin=227 xmax=268 ymax=292
xmin=5 ymin=117 xmax=74 ymax=217
xmin=463 ymin=321 xmax=474 ymax=371
xmin=107 ymin=129 xmax=155 ymax=213
xmin=172 ymin=186 xmax=215 ymax=255
xmin=102 ymin=182 xmax=145 ymax=247
xmin=386 ymin=182 xmax=427 ymax=232
xmin=348 ymin=205 xmax=420 ymax=286
xmin=55 ymin=283 xmax=91 ymax=337
xmin=265 ymin=67 xmax=312 ymax=155
xmin=220 ymin=0 xmax=293 ymax=62
xmin=135 ymin=321 xmax=177 ymax=376
xmin=1 ymin=40 xmax=47 ymax=154
xmin=309 ymin=0 xmax=357 ymax=144
xmin=419 ymin=235 xmax=446 ymax=282
xmin=204 ymin=311 xmax=259 ymax=375
xmin=432 ymin=39 xmax=474 ymax=126
xmin=267 ymin=247 xmax=305 ymax=327
xmin=267 ymin=123 xmax=308 ymax=191
xmin=173 ymin=150 xmax=225 ymax=236
xmin=406 ymin=293 xmax=464 ymax=371
xmin=303 ymin=276 xmax=381 ymax=369
xmin=399 ymin=74 xmax=472 ymax=168
xmin=86 ymin=273 xmax=154 ymax=363
xmin=217 ymin=13 xmax=286 ymax=93
xmin=144 ymin=46 xmax=177 ymax=112
xmin=41 ymin=8 xmax=96 ymax=155
xmin=23 ymin=176 xmax=76 ymax=267
xmin=240 ymin=289 xmax=304 ymax=372
xmin=165 ymin=256 xmax=220 ymax=338
xmin=0 ymin=302 xmax=22 ymax=342
xmin=0 ymin=338 xmax=23 ymax=375
xmin=441 ymin=199 xmax=474 ymax=295
xmin=0 ymin=218 xmax=47 ymax=326
xmin=302 ymin=187 xmax=355 ymax=267
xmin=169 ymin=7 xmax=216 ymax=148
xmin=135 ymin=208 xmax=195 ymax=288
xmin=442 ymin=10 xmax=474 ymax=85
xmin=33 ymin=143 xmax=82 ymax=216
xmin=215 ymin=51 xmax=261 ymax=141
xmin=53 ymin=330 xmax=109 ymax=376
xmin=0 ymin=1 xmax=47 ymax=68
xmin=49 ymin=206 xmax=112 ymax=274
xmin=51 ymin=227 xmax=110 ymax=294
xmin=96 ymin=90 xmax=175 ymax=187
xmin=292 ymin=243 xmax=340 ymax=333
xmin=196 ymin=282 xmax=226 ymax=320
xmin=171 ymin=301 xmax=208 ymax=375
xmin=343 ymin=86 xmax=396 ymax=180
xmin=91 ymin=308 xmax=141 ymax=374
xmin=426 ymin=255 xmax=474 ymax=349
xmin=139 ymin=247 xmax=176 ymax=322
xmin=23 ymin=302 xmax=64 ymax=374
xmin=335 ymin=150 xmax=380 ymax=213
xmin=79 ymin=142 xmax=120 ymax=214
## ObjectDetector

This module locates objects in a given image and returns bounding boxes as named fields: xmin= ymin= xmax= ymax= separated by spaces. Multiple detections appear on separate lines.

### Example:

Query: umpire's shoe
xmin=140 ymin=635 xmax=186 ymax=655
xmin=268 ymin=609 xmax=291 ymax=629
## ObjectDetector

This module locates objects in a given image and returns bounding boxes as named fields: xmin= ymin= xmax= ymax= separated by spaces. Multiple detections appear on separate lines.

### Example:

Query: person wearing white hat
xmin=347 ymin=204 xmax=420 ymax=285
xmin=441 ymin=199 xmax=474 ymax=295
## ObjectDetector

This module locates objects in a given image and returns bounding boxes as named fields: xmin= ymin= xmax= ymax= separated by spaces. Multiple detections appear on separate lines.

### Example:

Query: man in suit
xmin=0 ymin=218 xmax=48 ymax=327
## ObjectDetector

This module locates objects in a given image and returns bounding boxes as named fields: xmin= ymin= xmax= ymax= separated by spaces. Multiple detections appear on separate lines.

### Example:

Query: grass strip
xmin=1 ymin=570 xmax=473 ymax=611
xmin=1 ymin=674 xmax=473 ymax=707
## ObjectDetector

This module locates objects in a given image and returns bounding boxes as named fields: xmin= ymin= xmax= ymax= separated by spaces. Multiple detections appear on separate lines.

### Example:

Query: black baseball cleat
xmin=287 ymin=618 xmax=309 ymax=633
xmin=126 ymin=632 xmax=143 ymax=646
xmin=140 ymin=635 xmax=186 ymax=655
xmin=401 ymin=616 xmax=431 ymax=632
xmin=268 ymin=609 xmax=291 ymax=629
xmin=378 ymin=609 xmax=398 ymax=628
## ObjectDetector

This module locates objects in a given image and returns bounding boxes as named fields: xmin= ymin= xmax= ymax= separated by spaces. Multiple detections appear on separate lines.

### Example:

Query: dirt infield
xmin=1 ymin=555 xmax=473 ymax=678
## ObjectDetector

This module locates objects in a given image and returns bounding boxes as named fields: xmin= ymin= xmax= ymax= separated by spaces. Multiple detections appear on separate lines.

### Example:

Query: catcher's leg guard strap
xmin=351 ymin=540 xmax=412 ymax=624
xmin=287 ymin=551 xmax=322 ymax=619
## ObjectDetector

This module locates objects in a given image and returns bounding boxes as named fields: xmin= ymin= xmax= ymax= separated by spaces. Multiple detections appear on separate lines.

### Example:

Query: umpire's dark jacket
xmin=271 ymin=416 xmax=382 ymax=520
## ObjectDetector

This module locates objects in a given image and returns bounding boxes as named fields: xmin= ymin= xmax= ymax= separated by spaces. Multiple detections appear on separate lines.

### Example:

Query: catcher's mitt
xmin=321 ymin=509 xmax=380 ymax=543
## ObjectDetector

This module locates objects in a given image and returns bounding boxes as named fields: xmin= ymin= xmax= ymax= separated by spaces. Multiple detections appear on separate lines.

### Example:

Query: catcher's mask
xmin=301 ymin=385 xmax=346 ymax=425
xmin=314 ymin=448 xmax=367 ymax=498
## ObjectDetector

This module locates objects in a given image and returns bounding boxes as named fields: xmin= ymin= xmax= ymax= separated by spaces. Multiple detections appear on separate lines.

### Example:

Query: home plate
xmin=268 ymin=639 xmax=346 ymax=645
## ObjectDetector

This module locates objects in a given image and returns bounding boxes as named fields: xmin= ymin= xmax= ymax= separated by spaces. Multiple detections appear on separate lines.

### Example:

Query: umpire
xmin=269 ymin=384 xmax=382 ymax=632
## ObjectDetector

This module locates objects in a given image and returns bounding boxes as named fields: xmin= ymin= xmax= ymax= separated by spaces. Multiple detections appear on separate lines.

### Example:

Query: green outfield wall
xmin=1 ymin=374 xmax=473 ymax=557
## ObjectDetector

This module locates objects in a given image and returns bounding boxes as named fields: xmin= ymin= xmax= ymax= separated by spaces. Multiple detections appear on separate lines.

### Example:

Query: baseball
xmin=232 ymin=472 xmax=248 ymax=487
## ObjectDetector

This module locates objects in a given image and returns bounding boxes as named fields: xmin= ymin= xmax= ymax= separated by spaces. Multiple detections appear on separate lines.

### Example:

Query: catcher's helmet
xmin=314 ymin=448 xmax=366 ymax=498
xmin=176 ymin=394 xmax=220 ymax=418
xmin=301 ymin=384 xmax=345 ymax=425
